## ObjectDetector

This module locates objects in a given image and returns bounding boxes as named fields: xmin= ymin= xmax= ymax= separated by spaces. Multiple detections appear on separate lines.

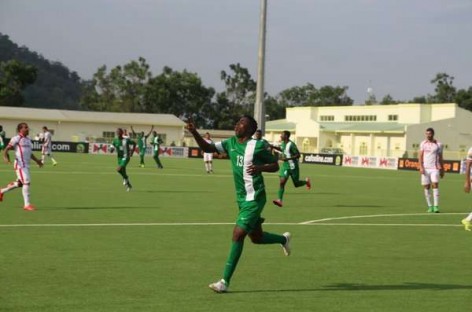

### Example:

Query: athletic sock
xmin=22 ymin=184 xmax=30 ymax=206
xmin=294 ymin=180 xmax=307 ymax=188
xmin=1 ymin=181 xmax=20 ymax=194
xmin=465 ymin=212 xmax=472 ymax=222
xmin=222 ymin=240 xmax=244 ymax=286
xmin=278 ymin=188 xmax=285 ymax=201
xmin=424 ymin=189 xmax=432 ymax=207
xmin=432 ymin=188 xmax=439 ymax=207
xmin=260 ymin=232 xmax=286 ymax=244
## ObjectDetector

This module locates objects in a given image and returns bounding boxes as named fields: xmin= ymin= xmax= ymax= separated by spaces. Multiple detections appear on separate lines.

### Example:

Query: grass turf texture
xmin=0 ymin=153 xmax=471 ymax=311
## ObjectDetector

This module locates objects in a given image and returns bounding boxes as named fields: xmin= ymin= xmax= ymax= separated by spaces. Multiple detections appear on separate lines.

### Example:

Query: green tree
xmin=380 ymin=94 xmax=397 ymax=105
xmin=277 ymin=83 xmax=353 ymax=107
xmin=144 ymin=66 xmax=215 ymax=127
xmin=455 ymin=87 xmax=472 ymax=112
xmin=0 ymin=59 xmax=37 ymax=106
xmin=81 ymin=58 xmax=152 ymax=112
xmin=431 ymin=72 xmax=456 ymax=103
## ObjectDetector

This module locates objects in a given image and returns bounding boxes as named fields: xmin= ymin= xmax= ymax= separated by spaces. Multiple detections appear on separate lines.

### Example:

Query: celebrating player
xmin=186 ymin=115 xmax=291 ymax=293
xmin=419 ymin=127 xmax=444 ymax=213
xmin=271 ymin=130 xmax=311 ymax=207
xmin=131 ymin=125 xmax=153 ymax=168
xmin=151 ymin=130 xmax=164 ymax=169
xmin=110 ymin=128 xmax=136 ymax=191
xmin=0 ymin=122 xmax=43 ymax=210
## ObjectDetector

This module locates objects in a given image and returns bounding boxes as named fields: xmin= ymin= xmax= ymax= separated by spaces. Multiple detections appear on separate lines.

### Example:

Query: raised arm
xmin=130 ymin=126 xmax=136 ymax=136
xmin=146 ymin=125 xmax=154 ymax=138
xmin=185 ymin=118 xmax=217 ymax=153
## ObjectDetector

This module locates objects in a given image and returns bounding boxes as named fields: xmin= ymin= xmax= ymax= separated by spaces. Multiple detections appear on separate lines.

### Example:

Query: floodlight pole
xmin=254 ymin=0 xmax=267 ymax=134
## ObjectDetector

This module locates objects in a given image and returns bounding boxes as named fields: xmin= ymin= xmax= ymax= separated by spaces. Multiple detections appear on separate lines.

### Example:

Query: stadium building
xmin=265 ymin=103 xmax=472 ymax=160
xmin=0 ymin=106 xmax=185 ymax=145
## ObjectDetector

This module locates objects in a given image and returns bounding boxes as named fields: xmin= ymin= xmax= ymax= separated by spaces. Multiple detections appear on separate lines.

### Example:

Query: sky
xmin=1 ymin=0 xmax=471 ymax=104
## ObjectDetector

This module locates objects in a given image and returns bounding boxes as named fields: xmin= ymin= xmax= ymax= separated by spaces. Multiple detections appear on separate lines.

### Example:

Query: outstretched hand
xmin=185 ymin=117 xmax=196 ymax=133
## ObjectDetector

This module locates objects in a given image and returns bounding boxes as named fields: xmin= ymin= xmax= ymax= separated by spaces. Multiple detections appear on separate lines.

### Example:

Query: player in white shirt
xmin=419 ymin=127 xmax=444 ymax=213
xmin=203 ymin=132 xmax=214 ymax=173
xmin=41 ymin=126 xmax=58 ymax=166
xmin=461 ymin=147 xmax=472 ymax=231
xmin=0 ymin=122 xmax=43 ymax=211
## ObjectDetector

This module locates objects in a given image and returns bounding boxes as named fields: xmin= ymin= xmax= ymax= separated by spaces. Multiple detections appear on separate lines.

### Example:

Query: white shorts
xmin=42 ymin=146 xmax=52 ymax=155
xmin=15 ymin=167 xmax=31 ymax=184
xmin=421 ymin=168 xmax=440 ymax=185
xmin=203 ymin=153 xmax=213 ymax=162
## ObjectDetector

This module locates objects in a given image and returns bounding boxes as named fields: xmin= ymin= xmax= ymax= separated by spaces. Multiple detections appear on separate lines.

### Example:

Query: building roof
xmin=0 ymin=106 xmax=185 ymax=127
xmin=266 ymin=119 xmax=296 ymax=131
xmin=319 ymin=122 xmax=406 ymax=133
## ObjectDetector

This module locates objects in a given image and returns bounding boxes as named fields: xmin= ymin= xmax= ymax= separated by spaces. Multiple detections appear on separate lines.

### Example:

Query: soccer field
xmin=0 ymin=153 xmax=470 ymax=312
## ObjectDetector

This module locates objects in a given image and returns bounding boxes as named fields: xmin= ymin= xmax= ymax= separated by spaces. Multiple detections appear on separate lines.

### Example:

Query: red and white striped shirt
xmin=8 ymin=134 xmax=33 ymax=169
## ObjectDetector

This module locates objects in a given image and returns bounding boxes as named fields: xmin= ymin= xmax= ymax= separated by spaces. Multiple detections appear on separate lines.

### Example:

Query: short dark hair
xmin=242 ymin=115 xmax=258 ymax=136
xmin=283 ymin=130 xmax=291 ymax=138
xmin=426 ymin=127 xmax=435 ymax=135
xmin=17 ymin=122 xmax=27 ymax=132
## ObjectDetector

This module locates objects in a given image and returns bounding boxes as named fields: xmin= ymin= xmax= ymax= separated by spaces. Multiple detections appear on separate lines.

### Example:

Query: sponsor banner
xmin=397 ymin=158 xmax=461 ymax=173
xmin=343 ymin=155 xmax=398 ymax=170
xmin=188 ymin=147 xmax=229 ymax=159
xmin=301 ymin=153 xmax=343 ymax=166
xmin=31 ymin=141 xmax=89 ymax=153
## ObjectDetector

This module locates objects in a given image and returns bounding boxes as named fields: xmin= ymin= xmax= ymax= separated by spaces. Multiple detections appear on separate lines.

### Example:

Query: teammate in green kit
xmin=151 ymin=130 xmax=164 ymax=169
xmin=271 ymin=130 xmax=311 ymax=208
xmin=110 ymin=128 xmax=136 ymax=191
xmin=131 ymin=125 xmax=153 ymax=168
xmin=186 ymin=115 xmax=292 ymax=293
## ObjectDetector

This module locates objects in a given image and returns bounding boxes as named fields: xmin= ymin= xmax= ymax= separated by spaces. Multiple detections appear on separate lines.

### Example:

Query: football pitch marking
xmin=0 ymin=213 xmax=465 ymax=228
xmin=300 ymin=212 xmax=465 ymax=224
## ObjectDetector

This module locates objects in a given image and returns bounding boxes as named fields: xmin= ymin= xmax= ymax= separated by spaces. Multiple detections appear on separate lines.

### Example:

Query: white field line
xmin=300 ymin=212 xmax=465 ymax=224
xmin=0 ymin=212 xmax=466 ymax=228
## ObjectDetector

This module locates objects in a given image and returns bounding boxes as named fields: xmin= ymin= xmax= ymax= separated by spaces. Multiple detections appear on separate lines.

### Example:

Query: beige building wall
xmin=267 ymin=103 xmax=472 ymax=160
xmin=0 ymin=107 xmax=185 ymax=145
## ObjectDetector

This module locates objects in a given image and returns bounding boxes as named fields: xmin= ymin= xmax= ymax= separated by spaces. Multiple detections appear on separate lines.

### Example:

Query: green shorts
xmin=236 ymin=198 xmax=266 ymax=233
xmin=118 ymin=157 xmax=130 ymax=167
xmin=279 ymin=166 xmax=300 ymax=181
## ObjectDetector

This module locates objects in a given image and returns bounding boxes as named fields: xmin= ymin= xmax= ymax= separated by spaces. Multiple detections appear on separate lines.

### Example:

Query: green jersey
xmin=280 ymin=140 xmax=300 ymax=171
xmin=152 ymin=135 xmax=163 ymax=151
xmin=111 ymin=137 xmax=135 ymax=159
xmin=215 ymin=136 xmax=277 ymax=202
xmin=136 ymin=134 xmax=148 ymax=149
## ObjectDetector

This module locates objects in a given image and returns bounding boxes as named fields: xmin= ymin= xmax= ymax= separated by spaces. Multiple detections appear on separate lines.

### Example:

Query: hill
xmin=0 ymin=33 xmax=82 ymax=110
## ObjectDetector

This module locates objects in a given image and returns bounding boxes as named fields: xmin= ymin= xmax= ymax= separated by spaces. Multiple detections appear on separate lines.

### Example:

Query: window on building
xmin=345 ymin=115 xmax=377 ymax=122
xmin=320 ymin=115 xmax=334 ymax=121
xmin=103 ymin=131 xmax=115 ymax=141
xmin=388 ymin=114 xmax=398 ymax=121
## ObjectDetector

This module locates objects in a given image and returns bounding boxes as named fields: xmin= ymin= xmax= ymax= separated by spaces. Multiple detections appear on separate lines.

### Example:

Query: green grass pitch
xmin=0 ymin=153 xmax=471 ymax=311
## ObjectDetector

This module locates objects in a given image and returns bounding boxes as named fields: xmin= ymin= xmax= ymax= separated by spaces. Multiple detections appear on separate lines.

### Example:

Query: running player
xmin=461 ymin=146 xmax=472 ymax=231
xmin=272 ymin=130 xmax=311 ymax=207
xmin=41 ymin=126 xmax=58 ymax=166
xmin=131 ymin=125 xmax=153 ymax=168
xmin=151 ymin=130 xmax=164 ymax=169
xmin=0 ymin=122 xmax=43 ymax=210
xmin=186 ymin=115 xmax=291 ymax=293
xmin=0 ymin=125 xmax=5 ymax=151
xmin=419 ymin=127 xmax=444 ymax=213
xmin=203 ymin=132 xmax=214 ymax=173
xmin=110 ymin=128 xmax=136 ymax=191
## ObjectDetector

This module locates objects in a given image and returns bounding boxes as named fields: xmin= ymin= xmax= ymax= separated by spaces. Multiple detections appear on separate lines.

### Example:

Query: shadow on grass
xmin=230 ymin=282 xmax=472 ymax=293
